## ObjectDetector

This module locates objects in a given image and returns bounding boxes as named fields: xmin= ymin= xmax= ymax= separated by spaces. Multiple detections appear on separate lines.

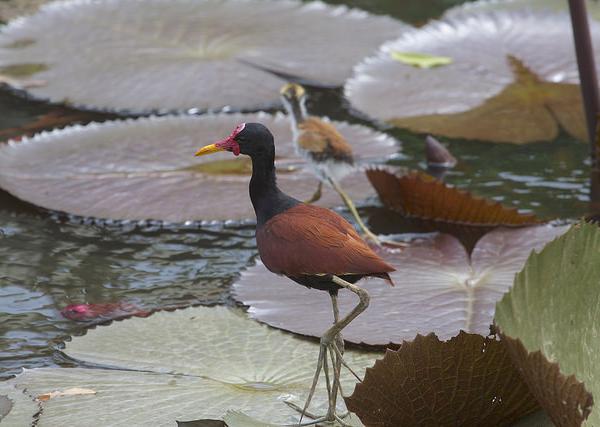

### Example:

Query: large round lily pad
xmin=345 ymin=10 xmax=594 ymax=143
xmin=0 ymin=112 xmax=398 ymax=222
xmin=7 ymin=306 xmax=380 ymax=426
xmin=496 ymin=222 xmax=600 ymax=426
xmin=233 ymin=224 xmax=568 ymax=345
xmin=0 ymin=0 xmax=408 ymax=113
xmin=443 ymin=0 xmax=600 ymax=21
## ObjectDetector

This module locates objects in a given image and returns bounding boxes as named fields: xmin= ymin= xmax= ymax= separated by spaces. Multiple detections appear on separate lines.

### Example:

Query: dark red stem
xmin=568 ymin=0 xmax=600 ymax=204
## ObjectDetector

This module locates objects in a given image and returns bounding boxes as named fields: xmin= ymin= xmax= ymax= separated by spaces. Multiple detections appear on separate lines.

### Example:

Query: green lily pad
xmin=390 ymin=51 xmax=452 ymax=68
xmin=0 ymin=63 xmax=47 ymax=77
xmin=0 ymin=112 xmax=398 ymax=222
xmin=496 ymin=222 xmax=600 ymax=426
xmin=0 ymin=0 xmax=407 ymax=113
xmin=345 ymin=10 xmax=593 ymax=143
xmin=6 ymin=306 xmax=380 ymax=426
xmin=0 ymin=379 xmax=40 ymax=426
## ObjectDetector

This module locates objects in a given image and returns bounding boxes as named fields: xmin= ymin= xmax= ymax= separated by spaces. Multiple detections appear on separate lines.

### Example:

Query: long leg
xmin=328 ymin=291 xmax=344 ymax=421
xmin=327 ymin=178 xmax=380 ymax=246
xmin=328 ymin=178 xmax=407 ymax=249
xmin=298 ymin=277 xmax=370 ymax=425
xmin=304 ymin=181 xmax=323 ymax=204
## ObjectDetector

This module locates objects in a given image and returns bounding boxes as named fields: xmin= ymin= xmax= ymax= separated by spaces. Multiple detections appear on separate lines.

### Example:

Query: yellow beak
xmin=194 ymin=143 xmax=224 ymax=157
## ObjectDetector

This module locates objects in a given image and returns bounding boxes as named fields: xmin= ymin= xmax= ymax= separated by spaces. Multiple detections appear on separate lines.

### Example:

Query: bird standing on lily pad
xmin=195 ymin=122 xmax=394 ymax=425
xmin=280 ymin=83 xmax=383 ymax=246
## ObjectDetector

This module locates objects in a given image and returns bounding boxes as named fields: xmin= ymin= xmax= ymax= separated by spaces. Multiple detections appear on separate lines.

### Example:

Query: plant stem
xmin=568 ymin=0 xmax=600 ymax=204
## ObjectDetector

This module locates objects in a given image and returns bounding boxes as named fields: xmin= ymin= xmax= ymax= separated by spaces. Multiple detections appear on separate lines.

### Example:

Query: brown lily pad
xmin=0 ymin=112 xmax=398 ymax=222
xmin=345 ymin=10 xmax=593 ymax=143
xmin=345 ymin=332 xmax=539 ymax=427
xmin=366 ymin=168 xmax=541 ymax=251
xmin=495 ymin=222 xmax=600 ymax=426
xmin=233 ymin=225 xmax=567 ymax=345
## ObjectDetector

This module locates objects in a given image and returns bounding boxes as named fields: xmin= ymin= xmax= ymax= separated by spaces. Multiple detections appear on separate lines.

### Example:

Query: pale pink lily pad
xmin=0 ymin=0 xmax=408 ymax=113
xmin=233 ymin=224 xmax=569 ymax=345
xmin=0 ymin=112 xmax=399 ymax=222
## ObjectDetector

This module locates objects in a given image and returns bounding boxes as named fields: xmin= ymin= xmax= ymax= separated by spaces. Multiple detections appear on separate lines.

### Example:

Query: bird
xmin=280 ymin=83 xmax=382 ymax=246
xmin=195 ymin=122 xmax=395 ymax=425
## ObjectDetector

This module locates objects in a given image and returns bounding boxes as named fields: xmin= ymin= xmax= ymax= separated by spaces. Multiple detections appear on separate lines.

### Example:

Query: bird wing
xmin=256 ymin=204 xmax=394 ymax=277
xmin=297 ymin=118 xmax=354 ymax=163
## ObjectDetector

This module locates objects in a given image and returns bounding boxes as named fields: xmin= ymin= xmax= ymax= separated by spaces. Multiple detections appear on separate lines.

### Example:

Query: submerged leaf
xmin=366 ymin=168 xmax=540 ymax=251
xmin=345 ymin=11 xmax=593 ymax=143
xmin=0 ymin=0 xmax=407 ymax=112
xmin=345 ymin=332 xmax=538 ymax=426
xmin=390 ymin=51 xmax=452 ymax=68
xmin=495 ymin=222 xmax=600 ymax=426
xmin=233 ymin=225 xmax=567 ymax=345
xmin=0 ymin=113 xmax=398 ymax=222
xmin=60 ymin=302 xmax=151 ymax=322
xmin=8 ymin=306 xmax=380 ymax=426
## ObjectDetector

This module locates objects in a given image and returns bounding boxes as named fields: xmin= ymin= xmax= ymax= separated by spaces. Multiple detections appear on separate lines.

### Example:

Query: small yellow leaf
xmin=37 ymin=387 xmax=96 ymax=401
xmin=390 ymin=51 xmax=452 ymax=68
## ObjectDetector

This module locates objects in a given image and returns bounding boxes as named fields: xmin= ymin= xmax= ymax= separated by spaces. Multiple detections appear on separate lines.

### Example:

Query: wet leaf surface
xmin=0 ymin=113 xmax=398 ymax=222
xmin=345 ymin=11 xmax=594 ymax=143
xmin=496 ymin=222 xmax=600 ymax=426
xmin=0 ymin=0 xmax=407 ymax=112
xmin=233 ymin=225 xmax=567 ymax=345
xmin=6 ymin=306 xmax=378 ymax=426
xmin=366 ymin=168 xmax=541 ymax=251
xmin=345 ymin=332 xmax=539 ymax=427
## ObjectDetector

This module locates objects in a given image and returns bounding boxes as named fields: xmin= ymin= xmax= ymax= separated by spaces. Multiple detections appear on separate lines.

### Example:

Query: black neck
xmin=249 ymin=149 xmax=299 ymax=227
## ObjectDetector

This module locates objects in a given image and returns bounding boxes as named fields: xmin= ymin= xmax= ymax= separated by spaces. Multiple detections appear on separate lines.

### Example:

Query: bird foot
xmin=296 ymin=340 xmax=354 ymax=427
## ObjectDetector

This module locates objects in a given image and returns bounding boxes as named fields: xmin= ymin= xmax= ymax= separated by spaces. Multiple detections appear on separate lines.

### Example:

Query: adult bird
xmin=195 ymin=123 xmax=394 ymax=425
xmin=280 ymin=83 xmax=382 ymax=246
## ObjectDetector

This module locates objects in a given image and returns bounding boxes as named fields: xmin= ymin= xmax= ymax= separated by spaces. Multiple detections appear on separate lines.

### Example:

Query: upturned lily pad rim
xmin=0 ymin=0 xmax=409 ymax=115
xmin=0 ymin=112 xmax=398 ymax=225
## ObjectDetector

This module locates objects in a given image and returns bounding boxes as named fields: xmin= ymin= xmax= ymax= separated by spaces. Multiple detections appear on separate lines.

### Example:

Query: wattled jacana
xmin=195 ymin=123 xmax=394 ymax=425
xmin=280 ymin=83 xmax=382 ymax=246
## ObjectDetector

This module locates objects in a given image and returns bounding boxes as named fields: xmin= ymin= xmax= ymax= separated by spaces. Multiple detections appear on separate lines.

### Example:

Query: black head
xmin=195 ymin=122 xmax=275 ymax=159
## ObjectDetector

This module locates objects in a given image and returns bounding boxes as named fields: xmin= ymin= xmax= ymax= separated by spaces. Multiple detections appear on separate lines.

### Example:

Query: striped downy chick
xmin=280 ymin=83 xmax=381 ymax=246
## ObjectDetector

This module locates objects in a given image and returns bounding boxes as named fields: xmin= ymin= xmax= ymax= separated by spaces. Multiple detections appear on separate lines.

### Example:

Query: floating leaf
xmin=0 ymin=380 xmax=39 ymax=426
xmin=0 ymin=112 xmax=398 ymax=222
xmin=345 ymin=332 xmax=539 ymax=426
xmin=496 ymin=222 xmax=600 ymax=426
xmin=366 ymin=168 xmax=541 ymax=251
xmin=37 ymin=387 xmax=97 ymax=401
xmin=443 ymin=0 xmax=600 ymax=21
xmin=390 ymin=51 xmax=452 ymax=68
xmin=233 ymin=225 xmax=567 ymax=345
xmin=345 ymin=11 xmax=592 ymax=143
xmin=0 ymin=0 xmax=407 ymax=113
xmin=8 ymin=306 xmax=379 ymax=425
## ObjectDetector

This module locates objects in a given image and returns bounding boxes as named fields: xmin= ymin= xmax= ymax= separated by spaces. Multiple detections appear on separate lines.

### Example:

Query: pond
xmin=0 ymin=0 xmax=591 ymax=392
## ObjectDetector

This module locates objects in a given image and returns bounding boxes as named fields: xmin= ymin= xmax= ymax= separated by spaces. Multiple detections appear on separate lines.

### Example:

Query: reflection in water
xmin=0 ymin=211 xmax=256 ymax=378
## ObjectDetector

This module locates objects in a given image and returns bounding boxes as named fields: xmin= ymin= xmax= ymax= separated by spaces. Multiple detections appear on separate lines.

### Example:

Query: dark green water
xmin=0 ymin=0 xmax=592 ymax=379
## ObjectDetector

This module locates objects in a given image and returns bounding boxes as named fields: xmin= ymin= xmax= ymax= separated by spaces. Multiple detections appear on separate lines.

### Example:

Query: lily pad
xmin=0 ymin=112 xmax=398 ymax=222
xmin=233 ymin=224 xmax=568 ymax=345
xmin=0 ymin=0 xmax=408 ymax=113
xmin=7 ymin=306 xmax=379 ymax=426
xmin=345 ymin=10 xmax=593 ymax=143
xmin=0 ymin=379 xmax=39 ymax=426
xmin=366 ymin=168 xmax=541 ymax=251
xmin=345 ymin=332 xmax=539 ymax=426
xmin=496 ymin=222 xmax=600 ymax=426
xmin=443 ymin=0 xmax=600 ymax=21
